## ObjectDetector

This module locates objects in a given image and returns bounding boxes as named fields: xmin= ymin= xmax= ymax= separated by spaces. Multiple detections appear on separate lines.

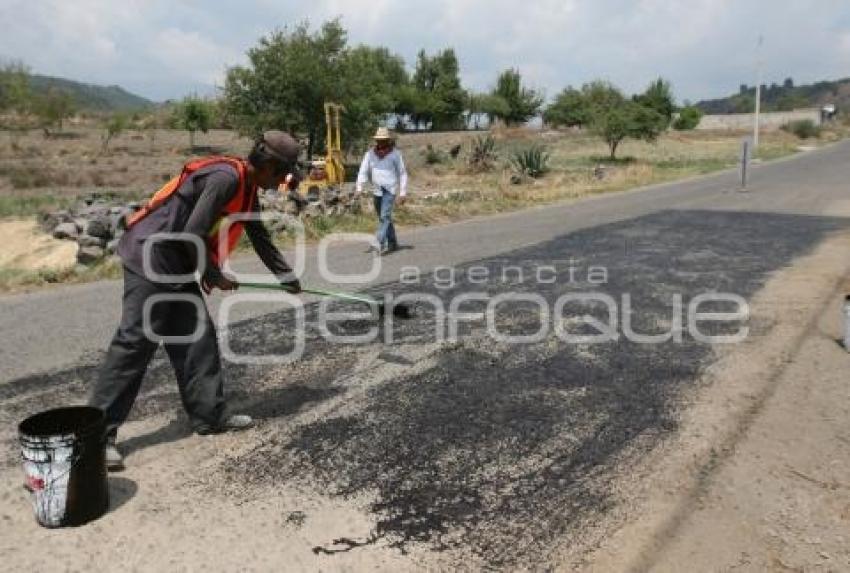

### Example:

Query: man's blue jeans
xmin=373 ymin=187 xmax=398 ymax=250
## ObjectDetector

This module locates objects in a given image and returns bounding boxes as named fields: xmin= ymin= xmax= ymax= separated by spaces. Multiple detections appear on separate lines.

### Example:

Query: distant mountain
xmin=28 ymin=74 xmax=154 ymax=112
xmin=696 ymin=77 xmax=850 ymax=114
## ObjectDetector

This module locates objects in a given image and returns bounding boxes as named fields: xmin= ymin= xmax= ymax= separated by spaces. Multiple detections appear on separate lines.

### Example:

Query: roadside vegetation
xmin=0 ymin=259 xmax=121 ymax=292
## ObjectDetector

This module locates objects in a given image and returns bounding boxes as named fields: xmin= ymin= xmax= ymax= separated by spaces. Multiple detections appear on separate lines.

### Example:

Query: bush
xmin=468 ymin=134 xmax=497 ymax=171
xmin=490 ymin=69 xmax=543 ymax=126
xmin=423 ymin=144 xmax=445 ymax=165
xmin=510 ymin=145 xmax=550 ymax=178
xmin=673 ymin=106 xmax=702 ymax=130
xmin=173 ymin=96 xmax=213 ymax=148
xmin=102 ymin=113 xmax=129 ymax=153
xmin=544 ymin=87 xmax=591 ymax=128
xmin=591 ymin=99 xmax=665 ymax=159
xmin=781 ymin=119 xmax=821 ymax=139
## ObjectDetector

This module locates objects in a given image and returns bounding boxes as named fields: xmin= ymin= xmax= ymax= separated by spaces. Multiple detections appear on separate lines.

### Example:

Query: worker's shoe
xmin=195 ymin=414 xmax=255 ymax=436
xmin=105 ymin=442 xmax=125 ymax=472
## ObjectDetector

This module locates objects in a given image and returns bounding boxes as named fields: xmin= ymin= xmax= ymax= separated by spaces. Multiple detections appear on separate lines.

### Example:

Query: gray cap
xmin=261 ymin=130 xmax=300 ymax=163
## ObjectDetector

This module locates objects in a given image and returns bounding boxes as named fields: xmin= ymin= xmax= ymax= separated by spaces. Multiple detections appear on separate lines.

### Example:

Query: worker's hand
xmin=201 ymin=273 xmax=239 ymax=294
xmin=281 ymin=279 xmax=301 ymax=294
xmin=284 ymin=173 xmax=299 ymax=191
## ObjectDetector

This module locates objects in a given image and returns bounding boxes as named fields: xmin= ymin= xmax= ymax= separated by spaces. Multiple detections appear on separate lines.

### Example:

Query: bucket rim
xmin=19 ymin=406 xmax=105 ymax=441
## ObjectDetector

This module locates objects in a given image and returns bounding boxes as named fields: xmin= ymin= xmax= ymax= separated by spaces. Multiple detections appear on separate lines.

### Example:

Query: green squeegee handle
xmin=239 ymin=282 xmax=380 ymax=306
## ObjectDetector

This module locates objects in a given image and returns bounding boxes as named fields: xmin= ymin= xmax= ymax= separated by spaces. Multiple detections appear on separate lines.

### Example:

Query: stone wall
xmin=696 ymin=108 xmax=822 ymax=131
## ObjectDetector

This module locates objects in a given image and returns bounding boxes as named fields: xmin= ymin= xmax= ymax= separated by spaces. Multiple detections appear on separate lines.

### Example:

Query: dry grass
xmin=0 ymin=258 xmax=121 ymax=293
xmin=0 ymin=121 xmax=844 ymax=291
xmin=0 ymin=124 xmax=822 ymax=221
xmin=0 ymin=127 xmax=252 ymax=217
xmin=390 ymin=127 xmax=809 ymax=225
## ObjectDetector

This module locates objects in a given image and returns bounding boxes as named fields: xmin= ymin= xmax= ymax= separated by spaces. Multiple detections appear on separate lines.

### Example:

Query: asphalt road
xmin=3 ymin=141 xmax=850 ymax=567
xmin=2 ymin=143 xmax=848 ymax=382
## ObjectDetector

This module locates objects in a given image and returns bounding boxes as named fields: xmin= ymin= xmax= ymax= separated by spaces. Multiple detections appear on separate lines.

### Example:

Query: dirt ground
xmin=569 ymin=230 xmax=850 ymax=572
xmin=649 ymin=298 xmax=850 ymax=571
xmin=0 ymin=219 xmax=76 ymax=270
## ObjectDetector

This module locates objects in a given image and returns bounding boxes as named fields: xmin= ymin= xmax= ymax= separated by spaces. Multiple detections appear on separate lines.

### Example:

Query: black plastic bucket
xmin=19 ymin=406 xmax=109 ymax=527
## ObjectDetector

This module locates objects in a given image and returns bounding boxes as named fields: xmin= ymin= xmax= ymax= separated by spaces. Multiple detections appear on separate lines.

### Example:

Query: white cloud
xmin=1 ymin=0 xmax=122 ymax=70
xmin=148 ymin=27 xmax=244 ymax=88
xmin=1 ymin=0 xmax=848 ymax=102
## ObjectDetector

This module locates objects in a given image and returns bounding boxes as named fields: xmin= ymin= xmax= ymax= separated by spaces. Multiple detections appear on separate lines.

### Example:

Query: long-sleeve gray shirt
xmin=118 ymin=163 xmax=293 ymax=285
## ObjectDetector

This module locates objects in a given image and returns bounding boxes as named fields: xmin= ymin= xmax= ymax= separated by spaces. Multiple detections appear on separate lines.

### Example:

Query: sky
xmin=1 ymin=0 xmax=849 ymax=104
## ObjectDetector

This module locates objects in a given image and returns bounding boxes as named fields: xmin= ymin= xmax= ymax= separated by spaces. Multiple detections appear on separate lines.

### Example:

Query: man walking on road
xmin=90 ymin=131 xmax=302 ymax=470
xmin=356 ymin=127 xmax=408 ymax=255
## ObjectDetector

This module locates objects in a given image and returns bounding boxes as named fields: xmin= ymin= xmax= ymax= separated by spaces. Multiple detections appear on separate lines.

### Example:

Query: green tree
xmin=101 ymin=113 xmax=128 ymax=153
xmin=224 ymin=20 xmax=347 ymax=157
xmin=673 ymin=106 xmax=702 ymax=130
xmin=337 ymin=45 xmax=409 ymax=149
xmin=543 ymin=86 xmax=591 ymax=128
xmin=465 ymin=92 xmax=509 ymax=130
xmin=393 ymin=84 xmax=420 ymax=118
xmin=633 ymin=78 xmax=675 ymax=129
xmin=0 ymin=61 xmax=33 ymax=139
xmin=38 ymin=87 xmax=75 ymax=132
xmin=174 ymin=96 xmax=213 ymax=149
xmin=732 ymin=94 xmax=755 ymax=113
xmin=583 ymin=82 xmax=664 ymax=159
xmin=137 ymin=106 xmax=172 ymax=152
xmin=581 ymin=81 xmax=627 ymax=109
xmin=775 ymin=93 xmax=806 ymax=111
xmin=490 ymin=68 xmax=543 ymax=126
xmin=411 ymin=48 xmax=466 ymax=130
xmin=478 ymin=93 xmax=510 ymax=126
xmin=0 ymin=60 xmax=31 ymax=115
xmin=224 ymin=20 xmax=404 ymax=156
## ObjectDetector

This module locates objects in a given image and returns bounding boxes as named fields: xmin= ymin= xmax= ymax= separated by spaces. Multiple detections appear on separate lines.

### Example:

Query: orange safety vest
xmin=126 ymin=156 xmax=257 ymax=267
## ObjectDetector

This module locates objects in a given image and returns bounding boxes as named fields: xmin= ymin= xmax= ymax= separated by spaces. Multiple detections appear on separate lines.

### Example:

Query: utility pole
xmin=753 ymin=35 xmax=763 ymax=150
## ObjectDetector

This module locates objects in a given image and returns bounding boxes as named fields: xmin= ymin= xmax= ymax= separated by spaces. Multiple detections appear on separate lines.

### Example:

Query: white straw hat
xmin=373 ymin=126 xmax=393 ymax=140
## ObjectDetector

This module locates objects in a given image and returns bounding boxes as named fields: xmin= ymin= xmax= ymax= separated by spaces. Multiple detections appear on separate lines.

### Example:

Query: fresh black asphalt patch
xmin=233 ymin=209 xmax=850 ymax=565
xmin=2 ymin=209 xmax=848 ymax=567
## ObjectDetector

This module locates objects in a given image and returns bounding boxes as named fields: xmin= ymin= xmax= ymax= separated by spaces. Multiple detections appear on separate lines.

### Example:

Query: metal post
xmin=740 ymin=139 xmax=749 ymax=189
xmin=753 ymin=35 xmax=763 ymax=150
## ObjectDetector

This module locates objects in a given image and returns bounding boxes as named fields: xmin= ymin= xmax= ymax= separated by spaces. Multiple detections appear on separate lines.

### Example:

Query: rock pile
xmin=260 ymin=185 xmax=369 ymax=220
xmin=40 ymin=185 xmax=371 ymax=266
xmin=39 ymin=194 xmax=140 ymax=265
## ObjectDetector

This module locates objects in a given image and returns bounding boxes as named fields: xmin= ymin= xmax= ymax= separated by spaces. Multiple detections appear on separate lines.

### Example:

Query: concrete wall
xmin=696 ymin=108 xmax=821 ymax=131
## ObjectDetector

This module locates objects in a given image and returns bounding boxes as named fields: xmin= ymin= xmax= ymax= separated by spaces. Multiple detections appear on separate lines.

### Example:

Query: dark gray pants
xmin=89 ymin=267 xmax=228 ymax=438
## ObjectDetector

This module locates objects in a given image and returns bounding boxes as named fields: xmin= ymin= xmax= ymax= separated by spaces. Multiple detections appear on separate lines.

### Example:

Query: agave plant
xmin=510 ymin=145 xmax=550 ymax=178
xmin=468 ymin=134 xmax=497 ymax=171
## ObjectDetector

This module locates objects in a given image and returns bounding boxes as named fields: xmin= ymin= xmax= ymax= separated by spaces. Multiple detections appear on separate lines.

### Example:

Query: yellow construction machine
xmin=300 ymin=102 xmax=345 ymax=201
